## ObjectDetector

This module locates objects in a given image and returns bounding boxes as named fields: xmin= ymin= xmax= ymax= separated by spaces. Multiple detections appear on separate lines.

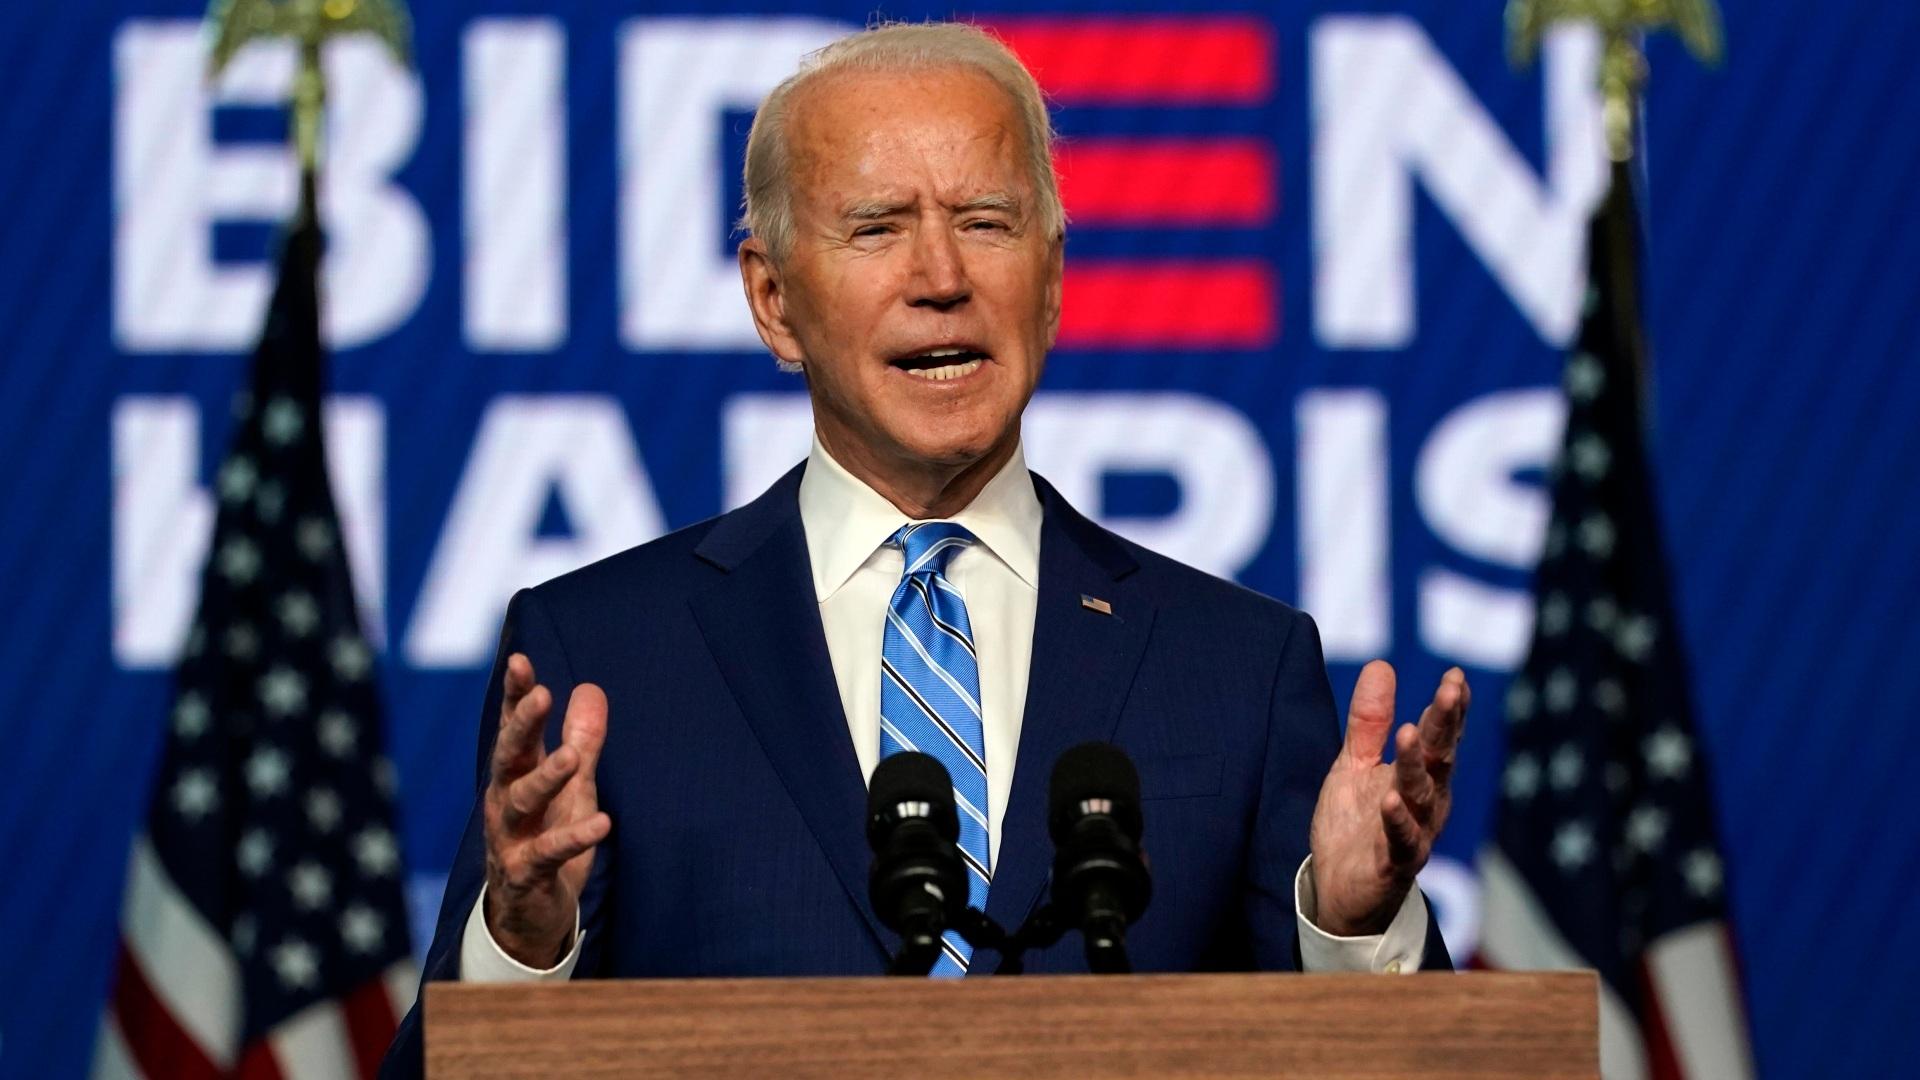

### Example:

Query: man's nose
xmin=906 ymin=225 xmax=971 ymax=310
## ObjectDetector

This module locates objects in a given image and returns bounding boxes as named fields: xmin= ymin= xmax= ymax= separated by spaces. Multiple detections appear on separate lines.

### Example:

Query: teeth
xmin=903 ymin=358 xmax=984 ymax=381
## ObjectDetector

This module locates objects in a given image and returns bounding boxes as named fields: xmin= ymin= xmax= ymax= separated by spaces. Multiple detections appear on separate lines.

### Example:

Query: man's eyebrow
xmin=841 ymin=199 xmax=913 ymax=221
xmin=952 ymin=192 xmax=1020 ymax=213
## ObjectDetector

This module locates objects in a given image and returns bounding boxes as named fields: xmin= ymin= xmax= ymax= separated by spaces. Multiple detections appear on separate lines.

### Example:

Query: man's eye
xmin=965 ymin=219 xmax=1009 ymax=232
xmin=853 ymin=224 xmax=890 ymax=238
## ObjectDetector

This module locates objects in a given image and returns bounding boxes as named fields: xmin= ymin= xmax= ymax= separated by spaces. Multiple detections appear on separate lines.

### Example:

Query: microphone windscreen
xmin=1048 ymin=742 xmax=1143 ymax=841
xmin=868 ymin=752 xmax=959 ymax=843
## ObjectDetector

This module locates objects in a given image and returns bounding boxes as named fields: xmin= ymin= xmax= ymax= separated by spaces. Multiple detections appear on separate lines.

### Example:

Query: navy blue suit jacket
xmin=383 ymin=465 xmax=1449 ymax=1075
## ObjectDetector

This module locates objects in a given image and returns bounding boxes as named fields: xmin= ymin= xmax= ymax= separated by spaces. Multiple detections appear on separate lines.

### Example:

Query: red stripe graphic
xmin=343 ymin=977 xmax=399 ymax=1079
xmin=111 ymin=941 xmax=223 ymax=1080
xmin=236 ymin=1039 xmax=287 ymax=1080
xmin=1059 ymin=263 xmax=1277 ymax=347
xmin=1638 ymin=959 xmax=1685 ymax=1080
xmin=1057 ymin=139 xmax=1276 ymax=224
xmin=989 ymin=18 xmax=1273 ymax=103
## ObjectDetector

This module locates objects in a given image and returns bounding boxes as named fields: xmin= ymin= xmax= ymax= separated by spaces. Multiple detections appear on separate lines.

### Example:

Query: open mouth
xmin=890 ymin=347 xmax=989 ymax=382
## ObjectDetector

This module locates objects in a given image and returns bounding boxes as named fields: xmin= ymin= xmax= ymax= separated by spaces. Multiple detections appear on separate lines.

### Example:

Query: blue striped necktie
xmin=879 ymin=521 xmax=989 ymax=976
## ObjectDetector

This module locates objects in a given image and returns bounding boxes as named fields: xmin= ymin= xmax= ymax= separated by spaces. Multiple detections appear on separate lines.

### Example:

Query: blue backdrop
xmin=2 ymin=2 xmax=1917 ymax=1077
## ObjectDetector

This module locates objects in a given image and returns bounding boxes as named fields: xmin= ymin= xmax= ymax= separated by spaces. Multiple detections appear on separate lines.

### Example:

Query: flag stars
xmin=245 ymin=746 xmax=291 ymax=798
xmin=296 ymin=518 xmax=335 ymax=560
xmin=1506 ymin=677 xmax=1536 ymax=722
xmin=172 ymin=693 xmax=211 ymax=738
xmin=255 ymin=481 xmax=287 ymax=524
xmin=1683 ymin=849 xmax=1724 ymax=898
xmin=1539 ymin=593 xmax=1572 ymax=637
xmin=318 ymin=710 xmax=358 ymax=757
xmin=225 ymin=623 xmax=260 ymax=661
xmin=1566 ymin=352 xmax=1605 ymax=404
xmin=1586 ymin=597 xmax=1619 ymax=634
xmin=1570 ymin=433 xmax=1612 ymax=482
xmin=1504 ymin=754 xmax=1542 ymax=800
xmin=277 ymin=590 xmax=320 ymax=637
xmin=1545 ymin=667 xmax=1579 ymax=713
xmin=305 ymin=788 xmax=342 ymax=833
xmin=331 ymin=636 xmax=373 ymax=682
xmin=353 ymin=827 xmax=400 ymax=878
xmin=238 ymin=828 xmax=274 ymax=877
xmin=1548 ymin=745 xmax=1585 ymax=791
xmin=216 ymin=537 xmax=262 ymax=585
xmin=262 ymin=397 xmax=304 ymax=447
xmin=217 ymin=457 xmax=258 ymax=504
xmin=270 ymin=937 xmax=320 ymax=991
xmin=1577 ymin=513 xmax=1616 ymax=559
xmin=1644 ymin=727 xmax=1693 ymax=781
xmin=232 ymin=913 xmax=257 ymax=956
xmin=258 ymin=666 xmax=308 ymax=718
xmin=1593 ymin=678 xmax=1627 ymax=716
xmin=340 ymin=905 xmax=385 ymax=955
xmin=171 ymin=768 xmax=219 ymax=821
xmin=288 ymin=861 xmax=332 ymax=910
xmin=1615 ymin=614 xmax=1657 ymax=663
xmin=1551 ymin=821 xmax=1596 ymax=872
xmin=1625 ymin=806 xmax=1669 ymax=853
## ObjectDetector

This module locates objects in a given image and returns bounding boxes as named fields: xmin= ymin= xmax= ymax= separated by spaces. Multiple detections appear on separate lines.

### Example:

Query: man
xmin=384 ymin=21 xmax=1467 ymax=1073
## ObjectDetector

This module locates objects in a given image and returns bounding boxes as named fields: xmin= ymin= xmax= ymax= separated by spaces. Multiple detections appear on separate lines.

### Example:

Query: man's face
xmin=741 ymin=66 xmax=1063 ymax=479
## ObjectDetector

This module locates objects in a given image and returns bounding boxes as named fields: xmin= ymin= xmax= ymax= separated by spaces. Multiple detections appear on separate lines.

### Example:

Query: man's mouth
xmin=890 ymin=347 xmax=989 ymax=382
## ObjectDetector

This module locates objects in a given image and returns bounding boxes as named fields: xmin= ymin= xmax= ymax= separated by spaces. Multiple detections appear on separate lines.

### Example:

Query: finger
xmin=526 ymin=812 xmax=612 ymax=875
xmin=1342 ymin=660 xmax=1397 ymax=763
xmin=1416 ymin=668 xmax=1469 ymax=785
xmin=1392 ymin=723 xmax=1434 ymax=822
xmin=502 ymin=744 xmax=579 ymax=834
xmin=501 ymin=653 xmax=536 ymax=719
xmin=1381 ymin=789 xmax=1423 ymax=871
xmin=559 ymin=684 xmax=609 ymax=808
xmin=491 ymin=682 xmax=552 ymax=785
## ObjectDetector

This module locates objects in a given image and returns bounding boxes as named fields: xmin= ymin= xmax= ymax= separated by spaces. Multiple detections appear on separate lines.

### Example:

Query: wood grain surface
xmin=425 ymin=971 xmax=1598 ymax=1078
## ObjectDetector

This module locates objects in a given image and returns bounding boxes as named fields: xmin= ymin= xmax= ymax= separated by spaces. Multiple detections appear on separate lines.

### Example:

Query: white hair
xmin=740 ymin=21 xmax=1066 ymax=262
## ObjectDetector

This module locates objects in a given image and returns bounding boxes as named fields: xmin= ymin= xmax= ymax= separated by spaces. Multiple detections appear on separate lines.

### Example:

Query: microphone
xmin=1047 ymin=742 xmax=1151 ymax=974
xmin=867 ymin=752 xmax=968 ymax=976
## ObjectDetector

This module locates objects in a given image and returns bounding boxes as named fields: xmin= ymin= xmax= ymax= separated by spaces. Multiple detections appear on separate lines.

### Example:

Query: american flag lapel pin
xmin=1080 ymin=594 xmax=1113 ymax=616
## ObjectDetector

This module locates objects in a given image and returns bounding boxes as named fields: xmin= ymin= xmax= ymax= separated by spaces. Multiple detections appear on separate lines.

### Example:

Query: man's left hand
xmin=1307 ymin=661 xmax=1470 ymax=936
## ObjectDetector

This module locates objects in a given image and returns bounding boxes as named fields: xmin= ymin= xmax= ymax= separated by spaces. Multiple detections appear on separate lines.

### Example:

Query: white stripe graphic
xmin=121 ymin=837 xmax=241 ymax=1068
xmin=906 ymin=535 xmax=970 ymax=575
xmin=385 ymin=959 xmax=422 ymax=1018
xmin=89 ymin=1014 xmax=141 ymax=1080
xmin=269 ymin=998 xmax=355 ymax=1080
xmin=954 ymin=790 xmax=989 ymax=832
xmin=1477 ymin=849 xmax=1648 ymax=1080
xmin=879 ymin=717 xmax=919 ymax=754
xmin=886 ymin=608 xmax=982 ymax=720
xmin=1647 ymin=923 xmax=1753 ymax=1080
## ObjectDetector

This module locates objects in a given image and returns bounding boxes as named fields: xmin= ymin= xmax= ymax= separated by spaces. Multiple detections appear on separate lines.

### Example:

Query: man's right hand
xmin=481 ymin=652 xmax=612 ymax=968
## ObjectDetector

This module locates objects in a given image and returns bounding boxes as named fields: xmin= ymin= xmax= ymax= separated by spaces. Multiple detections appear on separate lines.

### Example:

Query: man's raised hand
xmin=481 ymin=653 xmax=612 ymax=968
xmin=1306 ymin=661 xmax=1469 ymax=937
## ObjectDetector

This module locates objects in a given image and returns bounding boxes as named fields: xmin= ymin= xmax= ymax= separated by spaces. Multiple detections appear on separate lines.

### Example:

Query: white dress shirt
xmin=461 ymin=438 xmax=1427 ymax=980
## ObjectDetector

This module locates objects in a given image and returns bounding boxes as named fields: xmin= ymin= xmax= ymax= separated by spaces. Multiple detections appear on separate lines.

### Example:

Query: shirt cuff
xmin=459 ymin=884 xmax=584 ymax=982
xmin=1292 ymin=855 xmax=1427 ymax=974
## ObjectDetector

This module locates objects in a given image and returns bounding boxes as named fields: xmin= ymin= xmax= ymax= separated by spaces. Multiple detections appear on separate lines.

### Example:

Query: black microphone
xmin=867 ymin=752 xmax=969 ymax=976
xmin=1048 ymin=742 xmax=1152 ymax=974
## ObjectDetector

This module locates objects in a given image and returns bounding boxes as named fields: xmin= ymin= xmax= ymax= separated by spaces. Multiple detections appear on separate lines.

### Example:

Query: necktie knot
xmin=891 ymin=521 xmax=975 ymax=579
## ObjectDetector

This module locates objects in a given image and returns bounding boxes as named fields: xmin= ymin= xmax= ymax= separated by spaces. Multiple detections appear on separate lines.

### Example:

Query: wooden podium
xmin=426 ymin=971 xmax=1598 ymax=1078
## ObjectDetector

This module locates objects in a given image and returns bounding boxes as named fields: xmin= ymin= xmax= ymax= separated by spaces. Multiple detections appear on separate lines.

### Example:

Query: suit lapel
xmin=984 ymin=479 xmax=1156 ymax=942
xmin=688 ymin=469 xmax=889 ymax=952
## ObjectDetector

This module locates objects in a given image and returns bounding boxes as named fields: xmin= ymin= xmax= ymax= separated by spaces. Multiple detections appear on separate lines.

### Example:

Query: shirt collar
xmin=797 ymin=434 xmax=1043 ymax=601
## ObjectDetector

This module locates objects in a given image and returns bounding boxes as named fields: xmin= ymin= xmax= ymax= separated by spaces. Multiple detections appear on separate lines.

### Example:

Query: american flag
xmin=1476 ymin=160 xmax=1755 ymax=1079
xmin=93 ymin=183 xmax=416 ymax=1079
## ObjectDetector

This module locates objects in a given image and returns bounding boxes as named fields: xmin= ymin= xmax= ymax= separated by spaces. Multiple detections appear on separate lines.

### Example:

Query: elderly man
xmin=383 ymin=20 xmax=1466 ymax=1074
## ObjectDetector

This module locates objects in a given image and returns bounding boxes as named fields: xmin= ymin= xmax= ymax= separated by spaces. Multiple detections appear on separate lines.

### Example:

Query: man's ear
xmin=1042 ymin=232 xmax=1066 ymax=349
xmin=738 ymin=237 xmax=806 ymax=368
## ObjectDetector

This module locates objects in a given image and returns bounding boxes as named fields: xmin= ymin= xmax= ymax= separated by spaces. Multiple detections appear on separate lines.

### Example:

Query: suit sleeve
xmin=380 ymin=588 xmax=616 ymax=1077
xmin=1241 ymin=610 xmax=1342 ymax=971
xmin=1239 ymin=610 xmax=1452 ymax=973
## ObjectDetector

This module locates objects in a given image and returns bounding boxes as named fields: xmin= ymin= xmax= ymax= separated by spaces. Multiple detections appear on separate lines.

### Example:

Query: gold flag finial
xmin=1507 ymin=0 xmax=1723 ymax=161
xmin=204 ymin=0 xmax=413 ymax=175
